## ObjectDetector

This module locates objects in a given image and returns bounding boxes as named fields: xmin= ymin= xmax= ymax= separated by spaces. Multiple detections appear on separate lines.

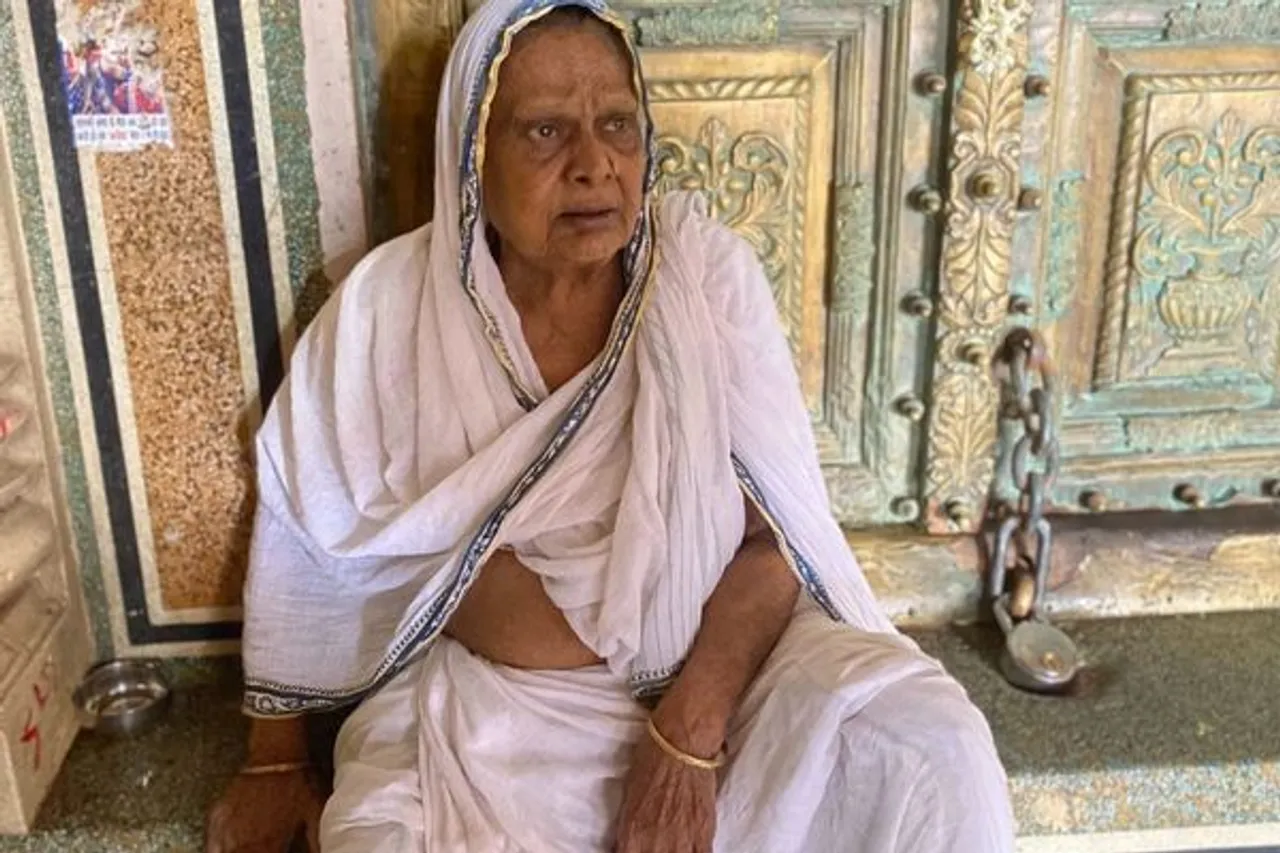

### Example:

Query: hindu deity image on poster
xmin=54 ymin=0 xmax=172 ymax=152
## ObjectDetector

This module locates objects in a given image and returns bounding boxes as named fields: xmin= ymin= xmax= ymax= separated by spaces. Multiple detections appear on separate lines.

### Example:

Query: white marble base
xmin=0 ymin=138 xmax=93 ymax=835
xmin=0 ymin=573 xmax=76 ymax=834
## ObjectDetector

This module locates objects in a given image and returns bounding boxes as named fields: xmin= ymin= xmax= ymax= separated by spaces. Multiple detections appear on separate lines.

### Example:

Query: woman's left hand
xmin=614 ymin=732 xmax=717 ymax=853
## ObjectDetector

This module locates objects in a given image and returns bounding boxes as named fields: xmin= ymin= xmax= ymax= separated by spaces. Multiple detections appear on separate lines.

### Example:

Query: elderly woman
xmin=207 ymin=1 xmax=1014 ymax=851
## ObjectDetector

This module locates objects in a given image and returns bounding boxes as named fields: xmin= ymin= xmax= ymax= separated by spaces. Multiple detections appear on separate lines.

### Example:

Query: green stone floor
xmin=2 ymin=610 xmax=1278 ymax=852
xmin=915 ymin=610 xmax=1280 ymax=843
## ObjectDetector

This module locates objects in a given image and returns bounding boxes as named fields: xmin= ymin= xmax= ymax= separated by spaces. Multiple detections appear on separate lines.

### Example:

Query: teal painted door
xmin=1015 ymin=1 xmax=1280 ymax=516
xmin=626 ymin=0 xmax=955 ymax=528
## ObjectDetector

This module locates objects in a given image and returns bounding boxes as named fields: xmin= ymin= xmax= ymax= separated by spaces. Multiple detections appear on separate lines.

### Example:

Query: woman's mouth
xmin=560 ymin=208 xmax=619 ymax=230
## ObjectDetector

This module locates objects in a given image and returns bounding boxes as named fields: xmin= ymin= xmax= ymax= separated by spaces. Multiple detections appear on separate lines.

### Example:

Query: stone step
xmin=854 ymin=505 xmax=1280 ymax=628
xmin=1 ymin=612 xmax=1277 ymax=851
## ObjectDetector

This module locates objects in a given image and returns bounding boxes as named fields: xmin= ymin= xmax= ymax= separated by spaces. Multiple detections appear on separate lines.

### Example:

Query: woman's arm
xmin=651 ymin=496 xmax=800 ymax=758
xmin=614 ymin=496 xmax=800 ymax=853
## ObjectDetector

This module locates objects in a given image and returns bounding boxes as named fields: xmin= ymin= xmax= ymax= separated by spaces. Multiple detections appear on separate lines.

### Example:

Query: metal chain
xmin=987 ymin=328 xmax=1061 ymax=621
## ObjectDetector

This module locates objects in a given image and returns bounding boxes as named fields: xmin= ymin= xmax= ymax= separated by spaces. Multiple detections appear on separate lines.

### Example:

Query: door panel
xmin=644 ymin=46 xmax=836 ymax=409
xmin=1021 ymin=2 xmax=1280 ymax=515
xmin=633 ymin=0 xmax=952 ymax=527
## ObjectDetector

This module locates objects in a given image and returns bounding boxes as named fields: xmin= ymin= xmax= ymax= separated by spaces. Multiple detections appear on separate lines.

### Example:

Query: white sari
xmin=241 ymin=1 xmax=1015 ymax=849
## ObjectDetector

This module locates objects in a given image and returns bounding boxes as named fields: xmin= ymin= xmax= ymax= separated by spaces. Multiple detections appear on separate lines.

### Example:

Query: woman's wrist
xmin=650 ymin=685 xmax=730 ymax=760
xmin=646 ymin=717 xmax=725 ymax=770
xmin=245 ymin=715 xmax=310 ymax=766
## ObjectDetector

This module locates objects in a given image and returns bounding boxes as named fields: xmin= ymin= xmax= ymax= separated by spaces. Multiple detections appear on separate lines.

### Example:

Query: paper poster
xmin=54 ymin=0 xmax=172 ymax=151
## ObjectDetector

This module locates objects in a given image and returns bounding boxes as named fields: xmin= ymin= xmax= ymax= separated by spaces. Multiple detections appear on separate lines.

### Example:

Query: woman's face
xmin=481 ymin=15 xmax=645 ymax=273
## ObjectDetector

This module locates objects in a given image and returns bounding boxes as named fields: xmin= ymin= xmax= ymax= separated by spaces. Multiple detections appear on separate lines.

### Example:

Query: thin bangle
xmin=646 ymin=718 xmax=725 ymax=771
xmin=239 ymin=760 xmax=312 ymax=777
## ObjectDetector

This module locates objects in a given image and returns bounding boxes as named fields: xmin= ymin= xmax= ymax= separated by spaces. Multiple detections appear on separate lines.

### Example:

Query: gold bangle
xmin=239 ymin=761 xmax=312 ymax=777
xmin=646 ymin=718 xmax=725 ymax=771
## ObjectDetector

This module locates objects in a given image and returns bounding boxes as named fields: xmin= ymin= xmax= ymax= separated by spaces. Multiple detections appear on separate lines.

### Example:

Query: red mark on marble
xmin=0 ymin=409 xmax=19 ymax=440
xmin=20 ymin=711 xmax=41 ymax=770
xmin=19 ymin=662 xmax=55 ymax=770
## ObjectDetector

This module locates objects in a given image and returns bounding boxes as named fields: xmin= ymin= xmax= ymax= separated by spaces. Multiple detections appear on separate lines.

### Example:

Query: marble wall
xmin=0 ymin=0 xmax=367 ymax=658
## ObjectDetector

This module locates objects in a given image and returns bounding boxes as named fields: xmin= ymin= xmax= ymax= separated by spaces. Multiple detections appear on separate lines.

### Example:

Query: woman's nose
xmin=569 ymin=132 xmax=615 ymax=185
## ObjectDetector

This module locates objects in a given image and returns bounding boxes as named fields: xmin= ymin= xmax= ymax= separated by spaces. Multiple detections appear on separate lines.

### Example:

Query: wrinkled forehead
xmin=471 ymin=2 xmax=638 ymax=96
xmin=453 ymin=0 xmax=651 ymax=181
xmin=494 ymin=7 xmax=637 ymax=104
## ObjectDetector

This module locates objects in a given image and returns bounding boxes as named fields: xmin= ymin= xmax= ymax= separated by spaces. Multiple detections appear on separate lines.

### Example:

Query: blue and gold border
xmin=733 ymin=456 xmax=842 ymax=621
xmin=629 ymin=457 xmax=845 ymax=699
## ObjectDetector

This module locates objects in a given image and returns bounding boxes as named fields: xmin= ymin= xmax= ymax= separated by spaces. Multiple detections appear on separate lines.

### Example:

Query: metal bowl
xmin=73 ymin=659 xmax=172 ymax=737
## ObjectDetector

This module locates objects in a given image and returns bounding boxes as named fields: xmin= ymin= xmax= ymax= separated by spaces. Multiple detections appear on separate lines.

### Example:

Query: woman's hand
xmin=206 ymin=769 xmax=324 ymax=853
xmin=614 ymin=731 xmax=717 ymax=853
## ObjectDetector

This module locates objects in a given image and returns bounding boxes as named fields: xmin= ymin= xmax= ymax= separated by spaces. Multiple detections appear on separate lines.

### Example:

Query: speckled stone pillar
xmin=0 ymin=150 xmax=92 ymax=834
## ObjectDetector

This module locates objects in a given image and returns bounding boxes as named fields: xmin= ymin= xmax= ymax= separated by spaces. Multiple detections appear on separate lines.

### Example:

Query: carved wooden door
xmin=371 ymin=0 xmax=1280 ymax=533
xmin=389 ymin=0 xmax=956 ymax=529
xmin=1007 ymin=1 xmax=1280 ymax=519
xmin=629 ymin=0 xmax=954 ymax=528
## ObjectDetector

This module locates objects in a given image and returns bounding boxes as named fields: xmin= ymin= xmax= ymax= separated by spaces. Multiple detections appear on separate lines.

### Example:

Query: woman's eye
xmin=532 ymin=123 xmax=558 ymax=140
xmin=606 ymin=116 xmax=634 ymax=133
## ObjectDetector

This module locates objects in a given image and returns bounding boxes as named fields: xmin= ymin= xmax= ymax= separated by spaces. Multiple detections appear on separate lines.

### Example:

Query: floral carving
xmin=960 ymin=0 xmax=1032 ymax=77
xmin=1130 ymin=109 xmax=1280 ymax=379
xmin=654 ymin=117 xmax=793 ymax=301
xmin=1044 ymin=175 xmax=1085 ymax=319
xmin=922 ymin=0 xmax=1030 ymax=532
xmin=926 ymin=372 xmax=998 ymax=499
xmin=823 ymin=181 xmax=874 ymax=463
xmin=635 ymin=5 xmax=780 ymax=46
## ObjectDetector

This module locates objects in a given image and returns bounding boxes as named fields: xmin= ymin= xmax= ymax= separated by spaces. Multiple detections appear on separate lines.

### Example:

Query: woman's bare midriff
xmin=443 ymin=549 xmax=604 ymax=669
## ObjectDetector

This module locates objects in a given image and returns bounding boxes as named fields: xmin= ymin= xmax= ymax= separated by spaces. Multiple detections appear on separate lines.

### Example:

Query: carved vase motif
xmin=1133 ymin=110 xmax=1280 ymax=376
xmin=1156 ymin=256 xmax=1252 ymax=343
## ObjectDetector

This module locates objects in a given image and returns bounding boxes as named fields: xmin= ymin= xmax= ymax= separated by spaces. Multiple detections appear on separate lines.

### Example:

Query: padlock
xmin=993 ymin=594 xmax=1080 ymax=693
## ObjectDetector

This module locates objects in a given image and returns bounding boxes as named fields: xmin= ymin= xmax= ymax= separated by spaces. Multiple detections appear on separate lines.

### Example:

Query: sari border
xmin=731 ymin=454 xmax=843 ymax=622
xmin=457 ymin=1 xmax=559 ymax=410
xmin=622 ymin=456 xmax=845 ymax=705
xmin=631 ymin=666 xmax=679 ymax=701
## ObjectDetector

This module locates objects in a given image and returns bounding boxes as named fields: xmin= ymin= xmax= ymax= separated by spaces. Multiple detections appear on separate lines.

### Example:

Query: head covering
xmin=433 ymin=0 xmax=656 ymax=409
xmin=242 ymin=0 xmax=891 ymax=716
